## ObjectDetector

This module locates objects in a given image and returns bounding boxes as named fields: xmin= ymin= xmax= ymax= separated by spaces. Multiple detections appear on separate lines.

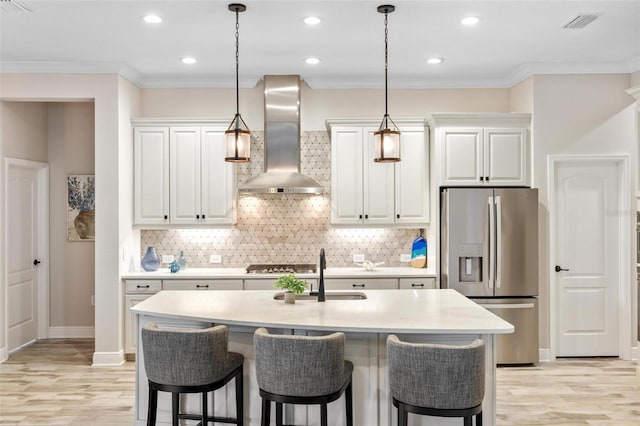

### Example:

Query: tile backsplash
xmin=141 ymin=131 xmax=427 ymax=268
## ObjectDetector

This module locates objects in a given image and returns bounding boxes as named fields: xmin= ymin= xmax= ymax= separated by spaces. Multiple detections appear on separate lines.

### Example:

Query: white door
xmin=554 ymin=160 xmax=619 ymax=356
xmin=7 ymin=165 xmax=40 ymax=351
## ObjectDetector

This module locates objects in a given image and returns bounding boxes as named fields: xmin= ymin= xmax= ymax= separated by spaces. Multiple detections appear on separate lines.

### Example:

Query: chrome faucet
xmin=318 ymin=248 xmax=326 ymax=302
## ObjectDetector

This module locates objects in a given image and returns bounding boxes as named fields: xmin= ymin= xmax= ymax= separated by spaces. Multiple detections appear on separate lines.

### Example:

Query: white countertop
xmin=131 ymin=289 xmax=513 ymax=335
xmin=121 ymin=266 xmax=436 ymax=280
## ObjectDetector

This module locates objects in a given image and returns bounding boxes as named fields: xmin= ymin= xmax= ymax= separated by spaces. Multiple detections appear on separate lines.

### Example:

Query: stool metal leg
xmin=345 ymin=381 xmax=353 ymax=426
xmin=236 ymin=369 xmax=244 ymax=426
xmin=275 ymin=402 xmax=283 ymax=426
xmin=398 ymin=402 xmax=408 ymax=426
xmin=464 ymin=415 xmax=472 ymax=426
xmin=147 ymin=388 xmax=158 ymax=426
xmin=320 ymin=403 xmax=328 ymax=426
xmin=477 ymin=411 xmax=483 ymax=426
xmin=201 ymin=391 xmax=207 ymax=426
xmin=261 ymin=399 xmax=270 ymax=426
xmin=171 ymin=393 xmax=179 ymax=426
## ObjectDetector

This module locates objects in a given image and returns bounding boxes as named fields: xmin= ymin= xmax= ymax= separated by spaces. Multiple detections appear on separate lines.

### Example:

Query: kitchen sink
xmin=273 ymin=292 xmax=367 ymax=301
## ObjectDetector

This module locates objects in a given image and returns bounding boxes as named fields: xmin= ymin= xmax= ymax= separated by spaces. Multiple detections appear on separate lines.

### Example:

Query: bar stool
xmin=387 ymin=335 xmax=485 ymax=426
xmin=253 ymin=327 xmax=353 ymax=426
xmin=141 ymin=323 xmax=244 ymax=426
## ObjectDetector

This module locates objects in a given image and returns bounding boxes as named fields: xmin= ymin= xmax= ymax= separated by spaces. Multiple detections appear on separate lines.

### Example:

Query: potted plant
xmin=274 ymin=273 xmax=309 ymax=304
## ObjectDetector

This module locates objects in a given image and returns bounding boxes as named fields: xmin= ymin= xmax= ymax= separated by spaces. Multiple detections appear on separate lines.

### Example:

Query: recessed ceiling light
xmin=427 ymin=57 xmax=443 ymax=65
xmin=461 ymin=16 xmax=480 ymax=26
xmin=181 ymin=57 xmax=197 ymax=65
xmin=303 ymin=16 xmax=321 ymax=25
xmin=305 ymin=57 xmax=320 ymax=65
xmin=143 ymin=14 xmax=162 ymax=24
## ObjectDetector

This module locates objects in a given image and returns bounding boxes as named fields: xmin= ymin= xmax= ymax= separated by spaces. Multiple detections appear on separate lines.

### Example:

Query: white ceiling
xmin=1 ymin=0 xmax=639 ymax=89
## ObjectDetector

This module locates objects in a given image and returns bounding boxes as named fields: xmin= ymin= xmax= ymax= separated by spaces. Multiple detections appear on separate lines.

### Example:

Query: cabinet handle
xmin=486 ymin=176 xmax=490 ymax=181
xmin=202 ymin=214 xmax=206 ymax=219
xmin=480 ymin=176 xmax=484 ymax=181
xmin=365 ymin=214 xmax=368 ymax=219
xmin=359 ymin=214 xmax=363 ymax=219
xmin=411 ymin=283 xmax=425 ymax=288
xmin=196 ymin=284 xmax=209 ymax=289
xmin=136 ymin=285 xmax=150 ymax=289
xmin=196 ymin=214 xmax=200 ymax=219
xmin=164 ymin=215 xmax=168 ymax=220
xmin=352 ymin=284 xmax=366 ymax=288
xmin=397 ymin=214 xmax=400 ymax=219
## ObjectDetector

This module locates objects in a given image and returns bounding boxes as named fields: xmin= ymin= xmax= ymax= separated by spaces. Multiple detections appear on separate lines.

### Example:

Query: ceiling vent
xmin=563 ymin=13 xmax=600 ymax=29
xmin=0 ymin=0 xmax=30 ymax=13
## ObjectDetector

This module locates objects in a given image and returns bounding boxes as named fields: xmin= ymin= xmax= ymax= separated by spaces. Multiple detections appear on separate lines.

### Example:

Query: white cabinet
xmin=133 ymin=127 xmax=169 ymax=224
xmin=398 ymin=277 xmax=436 ymax=289
xmin=133 ymin=120 xmax=236 ymax=226
xmin=163 ymin=279 xmax=243 ymax=291
xmin=323 ymin=278 xmax=398 ymax=290
xmin=432 ymin=113 xmax=531 ymax=187
xmin=328 ymin=120 xmax=429 ymax=225
xmin=123 ymin=280 xmax=162 ymax=354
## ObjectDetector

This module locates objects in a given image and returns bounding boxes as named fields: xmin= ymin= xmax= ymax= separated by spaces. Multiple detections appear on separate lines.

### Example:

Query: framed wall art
xmin=67 ymin=174 xmax=95 ymax=241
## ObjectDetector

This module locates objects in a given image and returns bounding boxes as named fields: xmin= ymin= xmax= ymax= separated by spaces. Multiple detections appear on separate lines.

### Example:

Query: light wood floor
xmin=0 ymin=339 xmax=638 ymax=425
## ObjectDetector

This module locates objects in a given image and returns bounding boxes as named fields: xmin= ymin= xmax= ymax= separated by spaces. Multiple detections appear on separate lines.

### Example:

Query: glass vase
xmin=141 ymin=246 xmax=161 ymax=272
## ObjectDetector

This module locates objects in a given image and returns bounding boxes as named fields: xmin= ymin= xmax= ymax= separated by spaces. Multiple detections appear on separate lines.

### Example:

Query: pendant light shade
xmin=374 ymin=4 xmax=401 ymax=163
xmin=225 ymin=3 xmax=250 ymax=163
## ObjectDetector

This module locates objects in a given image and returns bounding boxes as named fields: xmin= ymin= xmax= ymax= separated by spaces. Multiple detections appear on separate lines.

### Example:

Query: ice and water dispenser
xmin=457 ymin=244 xmax=483 ymax=283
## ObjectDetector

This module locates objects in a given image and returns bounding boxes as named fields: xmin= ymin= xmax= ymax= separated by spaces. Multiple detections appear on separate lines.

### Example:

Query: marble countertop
xmin=131 ymin=289 xmax=513 ymax=335
xmin=121 ymin=266 xmax=436 ymax=280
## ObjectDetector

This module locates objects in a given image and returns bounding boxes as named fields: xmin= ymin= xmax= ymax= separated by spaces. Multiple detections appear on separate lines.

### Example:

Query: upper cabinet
xmin=431 ymin=113 xmax=531 ymax=187
xmin=328 ymin=120 xmax=430 ymax=226
xmin=133 ymin=119 xmax=237 ymax=226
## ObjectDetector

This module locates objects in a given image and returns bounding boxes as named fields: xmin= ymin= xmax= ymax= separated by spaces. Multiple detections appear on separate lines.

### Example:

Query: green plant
xmin=274 ymin=273 xmax=309 ymax=295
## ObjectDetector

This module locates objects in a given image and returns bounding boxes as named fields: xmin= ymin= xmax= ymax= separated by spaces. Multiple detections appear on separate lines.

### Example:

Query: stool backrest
xmin=141 ymin=323 xmax=231 ymax=387
xmin=387 ymin=335 xmax=485 ymax=410
xmin=254 ymin=327 xmax=346 ymax=397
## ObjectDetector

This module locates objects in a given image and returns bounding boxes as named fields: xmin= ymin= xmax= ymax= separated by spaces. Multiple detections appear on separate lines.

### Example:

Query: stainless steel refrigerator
xmin=440 ymin=187 xmax=539 ymax=364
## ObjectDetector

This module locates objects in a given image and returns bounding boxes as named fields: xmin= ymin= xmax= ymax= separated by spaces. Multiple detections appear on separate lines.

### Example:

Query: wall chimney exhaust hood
xmin=238 ymin=75 xmax=323 ymax=194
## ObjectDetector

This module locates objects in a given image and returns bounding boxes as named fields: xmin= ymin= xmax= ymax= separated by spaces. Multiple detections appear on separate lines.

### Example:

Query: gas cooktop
xmin=245 ymin=264 xmax=317 ymax=274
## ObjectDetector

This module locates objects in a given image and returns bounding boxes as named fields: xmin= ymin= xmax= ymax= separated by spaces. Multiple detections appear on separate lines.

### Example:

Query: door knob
xmin=555 ymin=265 xmax=569 ymax=272
xmin=33 ymin=259 xmax=41 ymax=266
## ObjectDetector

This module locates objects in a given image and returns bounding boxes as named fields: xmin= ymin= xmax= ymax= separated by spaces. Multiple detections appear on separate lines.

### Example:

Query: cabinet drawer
xmin=399 ymin=278 xmax=436 ymax=290
xmin=163 ymin=280 xmax=243 ymax=291
xmin=125 ymin=280 xmax=162 ymax=293
xmin=323 ymin=278 xmax=398 ymax=290
xmin=244 ymin=279 xmax=318 ymax=291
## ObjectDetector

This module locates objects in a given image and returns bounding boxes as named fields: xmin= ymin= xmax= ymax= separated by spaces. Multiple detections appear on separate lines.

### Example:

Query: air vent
xmin=563 ymin=13 xmax=600 ymax=29
xmin=0 ymin=0 xmax=30 ymax=13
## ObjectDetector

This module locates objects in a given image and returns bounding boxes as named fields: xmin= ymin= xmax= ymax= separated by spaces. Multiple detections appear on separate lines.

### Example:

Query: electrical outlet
xmin=162 ymin=254 xmax=174 ymax=264
xmin=400 ymin=253 xmax=411 ymax=262
xmin=209 ymin=254 xmax=222 ymax=264
xmin=91 ymin=295 xmax=95 ymax=306
xmin=353 ymin=254 xmax=365 ymax=262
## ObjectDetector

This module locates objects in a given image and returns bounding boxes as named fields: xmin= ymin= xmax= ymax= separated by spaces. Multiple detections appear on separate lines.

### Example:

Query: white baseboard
xmin=539 ymin=347 xmax=552 ymax=362
xmin=631 ymin=345 xmax=639 ymax=361
xmin=92 ymin=350 xmax=124 ymax=366
xmin=0 ymin=346 xmax=7 ymax=363
xmin=48 ymin=326 xmax=95 ymax=338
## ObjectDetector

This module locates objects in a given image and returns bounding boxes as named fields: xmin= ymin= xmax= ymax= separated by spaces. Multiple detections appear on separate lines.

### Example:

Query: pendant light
xmin=225 ymin=3 xmax=251 ymax=162
xmin=374 ymin=4 xmax=401 ymax=163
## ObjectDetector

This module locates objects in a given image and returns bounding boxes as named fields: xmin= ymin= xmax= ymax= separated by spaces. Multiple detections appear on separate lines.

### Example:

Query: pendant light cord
xmin=384 ymin=11 xmax=389 ymax=125
xmin=235 ymin=9 xmax=240 ymax=117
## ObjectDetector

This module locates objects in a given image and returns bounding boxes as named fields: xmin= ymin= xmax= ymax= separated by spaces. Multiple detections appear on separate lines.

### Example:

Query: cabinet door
xmin=395 ymin=126 xmax=429 ymax=224
xmin=124 ymin=294 xmax=153 ymax=354
xmin=323 ymin=278 xmax=398 ymax=290
xmin=363 ymin=128 xmax=395 ymax=224
xmin=398 ymin=277 xmax=436 ymax=289
xmin=201 ymin=127 xmax=237 ymax=224
xmin=331 ymin=127 xmax=364 ymax=224
xmin=170 ymin=127 xmax=201 ymax=224
xmin=134 ymin=127 xmax=169 ymax=224
xmin=484 ymin=128 xmax=528 ymax=186
xmin=441 ymin=127 xmax=484 ymax=186
xmin=163 ymin=279 xmax=243 ymax=290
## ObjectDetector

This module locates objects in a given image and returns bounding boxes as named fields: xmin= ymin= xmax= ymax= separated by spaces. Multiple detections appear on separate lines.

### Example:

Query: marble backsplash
xmin=140 ymin=131 xmax=427 ymax=268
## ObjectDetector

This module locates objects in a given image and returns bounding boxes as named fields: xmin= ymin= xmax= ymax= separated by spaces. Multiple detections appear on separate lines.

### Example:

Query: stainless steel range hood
xmin=238 ymin=75 xmax=323 ymax=194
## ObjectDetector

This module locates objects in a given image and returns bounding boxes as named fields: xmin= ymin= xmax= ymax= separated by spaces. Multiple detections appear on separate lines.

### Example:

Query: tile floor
xmin=0 ymin=339 xmax=638 ymax=425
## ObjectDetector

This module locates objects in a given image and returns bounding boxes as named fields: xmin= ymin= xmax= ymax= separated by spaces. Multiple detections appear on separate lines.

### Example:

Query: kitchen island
xmin=132 ymin=289 xmax=512 ymax=426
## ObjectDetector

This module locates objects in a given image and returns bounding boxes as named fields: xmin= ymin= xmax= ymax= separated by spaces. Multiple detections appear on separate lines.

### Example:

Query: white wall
xmin=531 ymin=74 xmax=636 ymax=352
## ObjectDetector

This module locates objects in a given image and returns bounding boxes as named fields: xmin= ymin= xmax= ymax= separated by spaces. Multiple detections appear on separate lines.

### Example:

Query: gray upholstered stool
xmin=387 ymin=335 xmax=485 ymax=426
xmin=253 ymin=327 xmax=353 ymax=426
xmin=141 ymin=323 xmax=244 ymax=426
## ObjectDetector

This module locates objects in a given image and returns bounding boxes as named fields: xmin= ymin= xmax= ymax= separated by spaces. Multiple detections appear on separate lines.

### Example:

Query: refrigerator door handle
xmin=495 ymin=195 xmax=502 ymax=289
xmin=488 ymin=196 xmax=495 ymax=289
xmin=479 ymin=303 xmax=536 ymax=309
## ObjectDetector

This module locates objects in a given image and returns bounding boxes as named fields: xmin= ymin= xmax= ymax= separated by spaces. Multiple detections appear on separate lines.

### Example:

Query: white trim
xmin=538 ymin=347 xmax=552 ymax=363
xmin=0 ymin=346 xmax=7 ymax=363
xmin=92 ymin=350 xmax=125 ymax=366
xmin=548 ymin=155 xmax=631 ymax=360
xmin=631 ymin=345 xmax=639 ymax=361
xmin=48 ymin=326 xmax=95 ymax=339
xmin=4 ymin=158 xmax=50 ymax=353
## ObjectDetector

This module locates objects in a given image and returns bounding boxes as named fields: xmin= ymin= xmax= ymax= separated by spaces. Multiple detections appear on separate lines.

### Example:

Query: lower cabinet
xmin=124 ymin=280 xmax=162 ymax=355
xmin=163 ymin=279 xmax=243 ymax=291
